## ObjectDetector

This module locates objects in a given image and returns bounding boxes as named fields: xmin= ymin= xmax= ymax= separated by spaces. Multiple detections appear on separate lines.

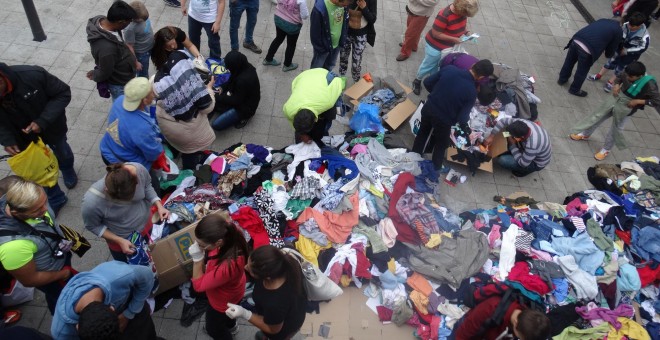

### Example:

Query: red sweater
xmin=191 ymin=251 xmax=246 ymax=313
xmin=455 ymin=297 xmax=522 ymax=340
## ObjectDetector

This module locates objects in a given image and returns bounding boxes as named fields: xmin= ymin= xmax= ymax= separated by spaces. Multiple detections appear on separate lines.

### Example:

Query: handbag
xmin=281 ymin=248 xmax=343 ymax=301
xmin=58 ymin=224 xmax=92 ymax=257
xmin=348 ymin=7 xmax=363 ymax=29
xmin=7 ymin=137 xmax=59 ymax=188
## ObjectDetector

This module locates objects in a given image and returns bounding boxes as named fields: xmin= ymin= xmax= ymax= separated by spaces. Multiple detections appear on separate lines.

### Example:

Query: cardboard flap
xmin=344 ymin=78 xmax=374 ymax=101
xmin=445 ymin=132 xmax=507 ymax=173
xmin=382 ymin=99 xmax=417 ymax=130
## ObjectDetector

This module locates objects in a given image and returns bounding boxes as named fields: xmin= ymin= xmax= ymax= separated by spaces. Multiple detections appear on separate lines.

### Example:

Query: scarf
xmin=154 ymin=51 xmax=212 ymax=121
xmin=626 ymin=74 xmax=656 ymax=97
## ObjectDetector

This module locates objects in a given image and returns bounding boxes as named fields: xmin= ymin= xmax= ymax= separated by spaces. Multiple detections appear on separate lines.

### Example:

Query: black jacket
xmin=347 ymin=0 xmax=378 ymax=46
xmin=86 ymin=15 xmax=136 ymax=86
xmin=216 ymin=51 xmax=260 ymax=120
xmin=0 ymin=63 xmax=71 ymax=149
xmin=569 ymin=19 xmax=623 ymax=60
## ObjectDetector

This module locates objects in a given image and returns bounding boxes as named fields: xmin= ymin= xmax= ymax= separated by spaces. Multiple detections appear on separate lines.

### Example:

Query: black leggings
xmin=205 ymin=306 xmax=237 ymax=340
xmin=265 ymin=26 xmax=300 ymax=67
xmin=412 ymin=114 xmax=452 ymax=170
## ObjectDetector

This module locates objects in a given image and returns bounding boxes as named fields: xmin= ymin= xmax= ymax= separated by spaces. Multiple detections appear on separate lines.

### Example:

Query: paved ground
xmin=1 ymin=0 xmax=659 ymax=339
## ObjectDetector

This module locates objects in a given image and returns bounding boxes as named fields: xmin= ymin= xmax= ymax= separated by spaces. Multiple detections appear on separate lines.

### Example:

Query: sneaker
xmin=594 ymin=149 xmax=610 ymax=161
xmin=587 ymin=74 xmax=601 ymax=81
xmin=396 ymin=54 xmax=409 ymax=61
xmin=3 ymin=310 xmax=21 ymax=325
xmin=230 ymin=324 xmax=240 ymax=335
xmin=603 ymin=82 xmax=613 ymax=93
xmin=234 ymin=118 xmax=250 ymax=129
xmin=412 ymin=78 xmax=421 ymax=95
xmin=398 ymin=42 xmax=417 ymax=52
xmin=62 ymin=169 xmax=78 ymax=189
xmin=263 ymin=58 xmax=281 ymax=66
xmin=163 ymin=0 xmax=181 ymax=7
xmin=569 ymin=133 xmax=589 ymax=141
xmin=569 ymin=89 xmax=588 ymax=97
xmin=282 ymin=63 xmax=299 ymax=72
xmin=243 ymin=42 xmax=262 ymax=54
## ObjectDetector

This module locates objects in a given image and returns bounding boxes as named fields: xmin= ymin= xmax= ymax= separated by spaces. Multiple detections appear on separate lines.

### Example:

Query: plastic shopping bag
xmin=409 ymin=101 xmax=424 ymax=136
xmin=349 ymin=103 xmax=384 ymax=134
xmin=205 ymin=58 xmax=231 ymax=88
xmin=7 ymin=138 xmax=59 ymax=187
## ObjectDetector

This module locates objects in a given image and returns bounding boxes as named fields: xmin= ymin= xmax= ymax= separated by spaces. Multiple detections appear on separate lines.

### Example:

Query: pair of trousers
xmin=415 ymin=41 xmax=442 ymax=80
xmin=212 ymin=108 xmax=241 ymax=130
xmin=120 ymin=302 xmax=158 ymax=339
xmin=188 ymin=16 xmax=222 ymax=59
xmin=205 ymin=306 xmax=237 ymax=339
xmin=109 ymin=84 xmax=125 ymax=101
xmin=496 ymin=152 xmax=544 ymax=176
xmin=558 ymin=41 xmax=594 ymax=93
xmin=400 ymin=14 xmax=430 ymax=58
xmin=265 ymin=25 xmax=300 ymax=67
xmin=311 ymin=47 xmax=341 ymax=71
xmin=339 ymin=34 xmax=368 ymax=82
xmin=229 ymin=0 xmax=259 ymax=50
xmin=135 ymin=51 xmax=151 ymax=77
xmin=36 ymin=253 xmax=71 ymax=314
xmin=573 ymin=94 xmax=633 ymax=150
xmin=412 ymin=114 xmax=452 ymax=170
xmin=48 ymin=136 xmax=75 ymax=175
xmin=45 ymin=184 xmax=67 ymax=216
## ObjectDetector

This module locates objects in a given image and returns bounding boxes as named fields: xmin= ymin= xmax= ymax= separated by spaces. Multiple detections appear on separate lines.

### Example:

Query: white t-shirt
xmin=189 ymin=0 xmax=218 ymax=23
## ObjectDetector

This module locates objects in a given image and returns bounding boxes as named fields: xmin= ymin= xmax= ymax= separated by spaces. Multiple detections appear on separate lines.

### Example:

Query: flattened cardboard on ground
xmin=344 ymin=78 xmax=374 ymax=104
xmin=149 ymin=210 xmax=229 ymax=294
xmin=445 ymin=132 xmax=508 ymax=173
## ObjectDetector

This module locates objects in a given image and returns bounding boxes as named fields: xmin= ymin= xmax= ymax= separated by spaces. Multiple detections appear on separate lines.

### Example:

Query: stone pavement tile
xmin=630 ymin=117 xmax=659 ymax=134
xmin=38 ymin=310 xmax=53 ymax=335
xmin=47 ymin=67 xmax=78 ymax=85
xmin=242 ymin=132 xmax=270 ymax=147
xmin=67 ymin=129 xmax=102 ymax=156
xmin=162 ymin=299 xmax=185 ymax=319
xmin=67 ymin=89 xmax=93 ymax=111
xmin=492 ymin=169 xmax=520 ymax=187
xmin=2 ymin=44 xmax=38 ymax=63
xmin=52 ymin=51 xmax=86 ymax=70
xmin=159 ymin=313 xmax=200 ymax=338
xmin=515 ymin=171 xmax=544 ymax=189
xmin=15 ymin=305 xmax=48 ymax=330
xmin=267 ymin=135 xmax=294 ymax=149
xmin=561 ymin=172 xmax=589 ymax=194
xmin=552 ymin=153 xmax=582 ymax=174
xmin=26 ymin=47 xmax=62 ymax=67
xmin=472 ymin=182 xmax=499 ymax=204
xmin=539 ymin=170 xmax=568 ymax=193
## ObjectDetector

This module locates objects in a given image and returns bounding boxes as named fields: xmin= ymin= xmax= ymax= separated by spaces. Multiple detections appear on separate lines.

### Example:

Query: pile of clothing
xmin=147 ymin=132 xmax=657 ymax=339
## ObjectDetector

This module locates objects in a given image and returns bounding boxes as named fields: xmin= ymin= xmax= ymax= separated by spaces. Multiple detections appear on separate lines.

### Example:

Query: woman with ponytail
xmin=188 ymin=213 xmax=248 ymax=339
xmin=226 ymin=245 xmax=307 ymax=340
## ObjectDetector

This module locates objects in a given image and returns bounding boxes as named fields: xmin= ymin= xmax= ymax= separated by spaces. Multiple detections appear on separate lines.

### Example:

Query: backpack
xmin=463 ymin=282 xmax=545 ymax=337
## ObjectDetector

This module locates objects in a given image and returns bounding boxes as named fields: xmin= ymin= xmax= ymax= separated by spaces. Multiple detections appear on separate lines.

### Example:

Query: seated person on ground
xmin=211 ymin=51 xmax=261 ymax=130
xmin=484 ymin=118 xmax=552 ymax=177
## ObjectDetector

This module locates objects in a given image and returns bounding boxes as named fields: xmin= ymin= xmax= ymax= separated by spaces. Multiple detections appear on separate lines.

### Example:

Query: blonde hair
xmin=130 ymin=1 xmax=149 ymax=20
xmin=454 ymin=0 xmax=479 ymax=17
xmin=6 ymin=179 xmax=44 ymax=211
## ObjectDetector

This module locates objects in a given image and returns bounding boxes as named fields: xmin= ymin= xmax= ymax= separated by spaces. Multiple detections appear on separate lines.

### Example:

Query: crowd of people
xmin=0 ymin=0 xmax=659 ymax=339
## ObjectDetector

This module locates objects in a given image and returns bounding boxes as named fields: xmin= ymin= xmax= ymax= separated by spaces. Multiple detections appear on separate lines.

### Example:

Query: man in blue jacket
xmin=51 ymin=261 xmax=156 ymax=340
xmin=310 ymin=0 xmax=350 ymax=70
xmin=558 ymin=19 xmax=622 ymax=97
xmin=412 ymin=59 xmax=493 ymax=172
xmin=99 ymin=77 xmax=162 ymax=170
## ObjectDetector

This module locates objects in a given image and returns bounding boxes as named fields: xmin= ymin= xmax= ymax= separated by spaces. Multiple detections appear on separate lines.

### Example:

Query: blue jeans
xmin=45 ymin=183 xmax=67 ymax=216
xmin=136 ymin=51 xmax=151 ymax=78
xmin=558 ymin=41 xmax=594 ymax=93
xmin=188 ymin=16 xmax=221 ymax=59
xmin=229 ymin=0 xmax=259 ymax=50
xmin=212 ymin=108 xmax=240 ymax=130
xmin=497 ymin=153 xmax=543 ymax=176
xmin=109 ymin=84 xmax=125 ymax=101
xmin=48 ymin=136 xmax=75 ymax=176
xmin=416 ymin=41 xmax=442 ymax=80
xmin=311 ymin=47 xmax=341 ymax=71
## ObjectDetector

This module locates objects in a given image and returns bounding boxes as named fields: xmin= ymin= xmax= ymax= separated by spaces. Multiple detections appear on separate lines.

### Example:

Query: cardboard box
xmin=344 ymin=78 xmax=374 ymax=104
xmin=445 ymin=132 xmax=508 ymax=173
xmin=382 ymin=99 xmax=417 ymax=131
xmin=149 ymin=210 xmax=229 ymax=294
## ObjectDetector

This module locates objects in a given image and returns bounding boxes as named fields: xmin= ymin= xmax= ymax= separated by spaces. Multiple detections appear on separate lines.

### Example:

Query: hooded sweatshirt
xmin=0 ymin=63 xmax=71 ymax=149
xmin=86 ymin=15 xmax=136 ymax=86
xmin=215 ymin=51 xmax=260 ymax=120
xmin=51 ymin=261 xmax=155 ymax=340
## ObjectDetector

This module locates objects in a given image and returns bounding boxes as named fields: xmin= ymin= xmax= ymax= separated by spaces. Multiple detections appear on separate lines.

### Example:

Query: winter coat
xmin=86 ymin=15 xmax=136 ymax=86
xmin=215 ymin=51 xmax=260 ymax=120
xmin=0 ymin=63 xmax=71 ymax=149
xmin=310 ymin=0 xmax=349 ymax=54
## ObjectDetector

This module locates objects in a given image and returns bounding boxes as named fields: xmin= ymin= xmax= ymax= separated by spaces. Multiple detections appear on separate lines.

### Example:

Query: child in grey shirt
xmin=124 ymin=1 xmax=155 ymax=77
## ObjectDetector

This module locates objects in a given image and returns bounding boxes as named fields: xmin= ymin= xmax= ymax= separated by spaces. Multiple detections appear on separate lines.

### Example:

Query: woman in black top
xmin=226 ymin=245 xmax=307 ymax=340
xmin=151 ymin=26 xmax=203 ymax=71
xmin=211 ymin=51 xmax=261 ymax=130
xmin=338 ymin=0 xmax=377 ymax=82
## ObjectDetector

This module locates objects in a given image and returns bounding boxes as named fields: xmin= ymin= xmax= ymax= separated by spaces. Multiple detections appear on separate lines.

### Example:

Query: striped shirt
xmin=425 ymin=5 xmax=466 ymax=51
xmin=493 ymin=118 xmax=552 ymax=168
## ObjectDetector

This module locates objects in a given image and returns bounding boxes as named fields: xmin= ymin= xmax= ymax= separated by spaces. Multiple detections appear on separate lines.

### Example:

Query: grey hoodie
xmin=86 ymin=15 xmax=136 ymax=86
xmin=51 ymin=261 xmax=154 ymax=340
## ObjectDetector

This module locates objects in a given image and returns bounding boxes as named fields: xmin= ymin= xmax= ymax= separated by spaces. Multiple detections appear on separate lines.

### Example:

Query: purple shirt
xmin=440 ymin=53 xmax=479 ymax=70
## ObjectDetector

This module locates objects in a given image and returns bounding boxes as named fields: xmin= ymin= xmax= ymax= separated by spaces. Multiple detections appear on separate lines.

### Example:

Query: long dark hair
xmin=249 ymin=245 xmax=304 ymax=296
xmin=151 ymin=26 xmax=177 ymax=71
xmin=194 ymin=213 xmax=249 ymax=276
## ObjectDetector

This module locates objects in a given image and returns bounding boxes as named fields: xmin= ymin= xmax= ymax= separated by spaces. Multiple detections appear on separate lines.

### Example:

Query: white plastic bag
xmin=1 ymin=279 xmax=34 ymax=306
xmin=409 ymin=101 xmax=424 ymax=136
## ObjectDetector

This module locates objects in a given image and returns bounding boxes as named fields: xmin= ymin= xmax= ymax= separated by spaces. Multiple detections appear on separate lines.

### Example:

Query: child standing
xmin=571 ymin=61 xmax=660 ymax=161
xmin=124 ymin=1 xmax=155 ymax=77
xmin=588 ymin=12 xmax=650 ymax=93
xmin=181 ymin=0 xmax=225 ymax=59
xmin=262 ymin=0 xmax=310 ymax=72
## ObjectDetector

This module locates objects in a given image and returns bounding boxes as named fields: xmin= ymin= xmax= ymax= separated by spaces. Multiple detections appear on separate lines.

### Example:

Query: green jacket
xmin=283 ymin=68 xmax=344 ymax=124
